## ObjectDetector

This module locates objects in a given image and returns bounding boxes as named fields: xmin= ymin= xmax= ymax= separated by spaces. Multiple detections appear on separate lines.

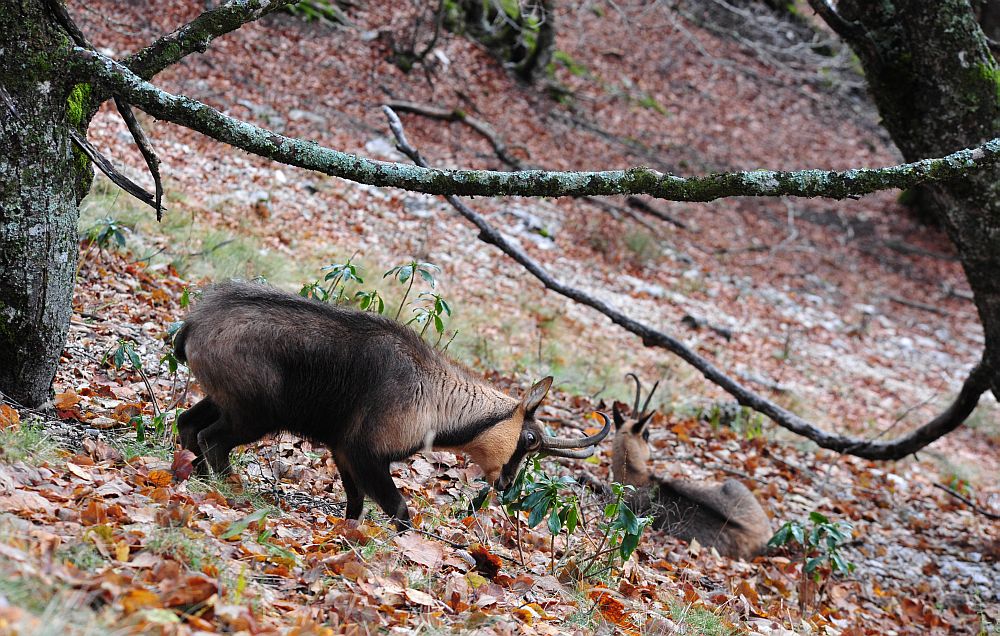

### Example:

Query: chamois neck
xmin=613 ymin=450 xmax=652 ymax=488
xmin=430 ymin=370 xmax=518 ymax=434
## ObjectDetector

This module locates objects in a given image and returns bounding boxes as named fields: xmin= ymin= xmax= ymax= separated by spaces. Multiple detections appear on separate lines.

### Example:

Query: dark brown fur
xmin=611 ymin=388 xmax=772 ymax=560
xmin=174 ymin=281 xmax=567 ymax=528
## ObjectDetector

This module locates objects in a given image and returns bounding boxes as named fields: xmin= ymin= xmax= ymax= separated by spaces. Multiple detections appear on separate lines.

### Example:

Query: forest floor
xmin=1 ymin=0 xmax=998 ymax=634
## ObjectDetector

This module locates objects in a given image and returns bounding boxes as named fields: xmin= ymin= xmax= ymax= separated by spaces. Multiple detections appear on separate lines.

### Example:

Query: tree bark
xmin=0 ymin=1 xmax=88 ymax=407
xmin=823 ymin=0 xmax=1000 ymax=398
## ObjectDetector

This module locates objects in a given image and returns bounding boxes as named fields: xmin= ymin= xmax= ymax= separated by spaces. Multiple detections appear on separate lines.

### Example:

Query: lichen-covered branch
xmin=73 ymin=47 xmax=1000 ymax=203
xmin=383 ymin=105 xmax=993 ymax=462
xmin=124 ymin=0 xmax=299 ymax=80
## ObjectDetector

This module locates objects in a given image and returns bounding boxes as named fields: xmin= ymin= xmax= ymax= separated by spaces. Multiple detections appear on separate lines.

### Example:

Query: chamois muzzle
xmin=540 ymin=412 xmax=612 ymax=459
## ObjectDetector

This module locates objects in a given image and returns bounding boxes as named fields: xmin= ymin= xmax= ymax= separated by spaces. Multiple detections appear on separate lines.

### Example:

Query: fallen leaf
xmin=404 ymin=588 xmax=435 ymax=607
xmin=393 ymin=533 xmax=444 ymax=569
xmin=121 ymin=588 xmax=161 ymax=614
xmin=81 ymin=500 xmax=108 ymax=526
xmin=171 ymin=449 xmax=197 ymax=482
xmin=0 ymin=404 xmax=20 ymax=429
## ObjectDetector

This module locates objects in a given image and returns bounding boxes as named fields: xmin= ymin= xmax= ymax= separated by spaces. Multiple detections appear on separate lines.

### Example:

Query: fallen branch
xmin=381 ymin=105 xmax=993 ymax=462
xmin=626 ymin=196 xmax=688 ymax=230
xmin=932 ymin=483 xmax=1000 ymax=521
xmin=389 ymin=100 xmax=665 ymax=231
xmin=114 ymin=98 xmax=164 ymax=219
xmin=73 ymin=48 xmax=1000 ymax=203
xmin=885 ymin=294 xmax=949 ymax=317
xmin=387 ymin=100 xmax=522 ymax=169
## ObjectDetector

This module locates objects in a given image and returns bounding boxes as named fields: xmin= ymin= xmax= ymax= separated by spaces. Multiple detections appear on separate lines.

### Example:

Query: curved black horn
xmin=626 ymin=372 xmax=642 ymax=415
xmin=543 ymin=445 xmax=598 ymax=459
xmin=640 ymin=380 xmax=660 ymax=419
xmin=542 ymin=412 xmax=612 ymax=450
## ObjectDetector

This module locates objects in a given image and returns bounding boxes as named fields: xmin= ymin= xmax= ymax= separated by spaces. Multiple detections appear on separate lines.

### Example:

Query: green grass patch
xmin=669 ymin=601 xmax=737 ymax=635
xmin=0 ymin=420 xmax=61 ymax=465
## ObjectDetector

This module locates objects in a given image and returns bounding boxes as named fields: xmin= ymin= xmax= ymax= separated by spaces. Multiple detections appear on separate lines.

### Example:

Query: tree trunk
xmin=0 ymin=0 xmax=90 ymax=407
xmin=831 ymin=0 xmax=1000 ymax=398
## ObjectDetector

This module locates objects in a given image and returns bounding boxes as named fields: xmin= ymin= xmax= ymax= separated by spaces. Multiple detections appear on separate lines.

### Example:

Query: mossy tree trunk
xmin=0 ymin=0 xmax=92 ymax=407
xmin=827 ymin=0 xmax=1000 ymax=397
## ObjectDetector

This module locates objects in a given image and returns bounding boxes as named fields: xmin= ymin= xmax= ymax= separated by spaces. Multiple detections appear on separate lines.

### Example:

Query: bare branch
xmin=124 ymin=0 xmax=299 ymax=80
xmin=46 ymin=0 xmax=164 ymax=218
xmin=113 ymin=98 xmax=164 ymax=219
xmin=387 ymin=100 xmax=522 ymax=169
xmin=382 ymin=105 xmax=993 ymax=462
xmin=69 ymin=129 xmax=159 ymax=211
xmin=73 ymin=47 xmax=1000 ymax=204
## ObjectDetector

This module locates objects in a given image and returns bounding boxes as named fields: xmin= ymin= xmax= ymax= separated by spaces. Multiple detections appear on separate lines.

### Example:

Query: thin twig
xmin=932 ymin=483 xmax=1000 ymax=520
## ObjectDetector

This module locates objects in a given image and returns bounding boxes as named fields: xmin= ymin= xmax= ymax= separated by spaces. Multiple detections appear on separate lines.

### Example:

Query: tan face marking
xmin=461 ymin=409 xmax=524 ymax=482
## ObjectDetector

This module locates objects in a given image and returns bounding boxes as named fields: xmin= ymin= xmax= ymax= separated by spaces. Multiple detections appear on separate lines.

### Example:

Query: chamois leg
xmin=177 ymin=397 xmax=221 ymax=474
xmin=332 ymin=452 xmax=365 ymax=521
xmin=196 ymin=413 xmax=259 ymax=476
xmin=356 ymin=456 xmax=411 ymax=530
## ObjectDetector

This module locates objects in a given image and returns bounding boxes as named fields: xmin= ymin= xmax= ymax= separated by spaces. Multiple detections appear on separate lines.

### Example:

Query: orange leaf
xmin=148 ymin=470 xmax=173 ymax=487
xmin=54 ymin=391 xmax=82 ymax=410
xmin=0 ymin=404 xmax=20 ymax=429
xmin=160 ymin=574 xmax=218 ymax=608
xmin=469 ymin=543 xmax=502 ymax=580
xmin=81 ymin=500 xmax=108 ymax=526
xmin=121 ymin=588 xmax=161 ymax=614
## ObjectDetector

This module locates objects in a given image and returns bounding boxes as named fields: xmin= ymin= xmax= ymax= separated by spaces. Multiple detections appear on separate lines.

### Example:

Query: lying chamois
xmin=174 ymin=280 xmax=610 ymax=529
xmin=612 ymin=374 xmax=772 ymax=560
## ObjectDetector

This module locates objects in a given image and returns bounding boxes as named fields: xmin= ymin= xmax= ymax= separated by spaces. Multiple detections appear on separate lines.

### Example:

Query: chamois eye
xmin=524 ymin=431 xmax=541 ymax=450
xmin=642 ymin=430 xmax=650 ymax=442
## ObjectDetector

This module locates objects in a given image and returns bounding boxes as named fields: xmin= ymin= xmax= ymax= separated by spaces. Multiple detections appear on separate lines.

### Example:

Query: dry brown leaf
xmin=393 ymin=533 xmax=444 ymax=569
xmin=0 ymin=404 xmax=20 ymax=429
xmin=81 ymin=500 xmax=108 ymax=526
xmin=147 ymin=469 xmax=172 ymax=487
xmin=403 ymin=588 xmax=435 ymax=607
xmin=160 ymin=574 xmax=218 ymax=608
xmin=170 ymin=449 xmax=197 ymax=482
xmin=120 ymin=588 xmax=161 ymax=614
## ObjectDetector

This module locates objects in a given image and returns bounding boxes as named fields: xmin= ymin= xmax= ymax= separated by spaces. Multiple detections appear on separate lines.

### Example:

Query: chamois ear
xmin=633 ymin=412 xmax=653 ymax=434
xmin=522 ymin=376 xmax=553 ymax=414
xmin=612 ymin=403 xmax=626 ymax=430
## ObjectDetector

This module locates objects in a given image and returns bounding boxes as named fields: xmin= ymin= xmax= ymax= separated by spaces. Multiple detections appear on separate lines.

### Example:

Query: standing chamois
xmin=612 ymin=374 xmax=772 ymax=560
xmin=173 ymin=281 xmax=610 ymax=529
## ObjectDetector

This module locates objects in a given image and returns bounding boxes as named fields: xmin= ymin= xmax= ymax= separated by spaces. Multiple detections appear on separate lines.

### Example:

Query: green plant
xmin=581 ymin=482 xmax=650 ymax=579
xmin=408 ymin=291 xmax=452 ymax=341
xmin=146 ymin=527 xmax=216 ymax=572
xmin=354 ymin=289 xmax=385 ymax=314
xmin=85 ymin=215 xmax=128 ymax=252
xmin=498 ymin=458 xmax=579 ymax=574
xmin=769 ymin=512 xmax=855 ymax=613
xmin=769 ymin=512 xmax=855 ymax=580
xmin=384 ymin=260 xmax=440 ymax=319
xmin=498 ymin=460 xmax=649 ymax=578
xmin=285 ymin=0 xmax=350 ymax=25
xmin=322 ymin=256 xmax=364 ymax=303
xmin=103 ymin=339 xmax=161 ymax=417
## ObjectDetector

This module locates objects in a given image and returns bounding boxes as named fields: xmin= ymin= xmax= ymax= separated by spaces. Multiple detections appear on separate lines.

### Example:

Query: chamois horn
xmin=626 ymin=372 xmax=659 ymax=420
xmin=541 ymin=412 xmax=612 ymax=458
